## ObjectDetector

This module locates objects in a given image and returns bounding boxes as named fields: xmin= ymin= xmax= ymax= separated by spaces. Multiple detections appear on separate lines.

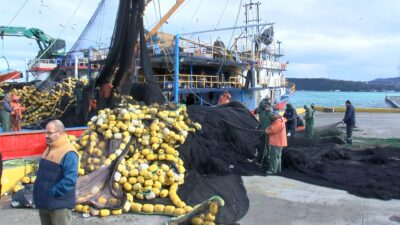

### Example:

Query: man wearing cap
xmin=265 ymin=112 xmax=288 ymax=175
xmin=283 ymin=103 xmax=297 ymax=137
xmin=343 ymin=100 xmax=356 ymax=144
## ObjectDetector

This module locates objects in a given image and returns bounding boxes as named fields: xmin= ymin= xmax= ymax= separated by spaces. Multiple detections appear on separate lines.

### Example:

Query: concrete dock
xmin=0 ymin=112 xmax=399 ymax=225
xmin=386 ymin=96 xmax=400 ymax=108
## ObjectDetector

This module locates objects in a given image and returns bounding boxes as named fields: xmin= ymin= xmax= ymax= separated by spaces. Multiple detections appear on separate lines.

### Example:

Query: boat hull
xmin=0 ymin=127 xmax=85 ymax=160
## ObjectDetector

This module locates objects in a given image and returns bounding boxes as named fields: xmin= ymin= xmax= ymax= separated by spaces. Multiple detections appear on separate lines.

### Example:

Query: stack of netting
xmin=73 ymin=103 xmax=223 ymax=223
xmin=9 ymin=77 xmax=87 ymax=126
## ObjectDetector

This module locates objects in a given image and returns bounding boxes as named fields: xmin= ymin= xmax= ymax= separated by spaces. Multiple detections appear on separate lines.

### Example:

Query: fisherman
xmin=283 ymin=103 xmax=297 ymax=137
xmin=257 ymin=97 xmax=271 ymax=114
xmin=310 ymin=103 xmax=315 ymax=113
xmin=73 ymin=80 xmax=84 ymax=116
xmin=33 ymin=120 xmax=78 ymax=225
xmin=343 ymin=100 xmax=356 ymax=144
xmin=304 ymin=104 xmax=315 ymax=138
xmin=99 ymin=78 xmax=113 ymax=108
xmin=265 ymin=111 xmax=288 ymax=175
xmin=257 ymin=101 xmax=274 ymax=165
xmin=10 ymin=94 xmax=25 ymax=131
xmin=218 ymin=90 xmax=231 ymax=105
xmin=295 ymin=115 xmax=305 ymax=132
xmin=0 ymin=94 xmax=12 ymax=132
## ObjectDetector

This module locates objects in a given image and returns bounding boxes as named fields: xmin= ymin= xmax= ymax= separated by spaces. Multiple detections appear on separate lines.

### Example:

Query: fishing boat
xmin=18 ymin=0 xmax=294 ymax=111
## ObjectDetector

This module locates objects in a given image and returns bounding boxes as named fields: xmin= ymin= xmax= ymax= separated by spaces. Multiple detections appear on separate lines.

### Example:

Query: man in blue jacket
xmin=343 ymin=100 xmax=356 ymax=144
xmin=33 ymin=120 xmax=78 ymax=225
xmin=283 ymin=103 xmax=297 ymax=137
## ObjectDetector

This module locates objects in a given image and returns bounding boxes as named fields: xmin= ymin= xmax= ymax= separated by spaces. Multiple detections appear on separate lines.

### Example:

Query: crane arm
xmin=0 ymin=26 xmax=66 ymax=58
xmin=145 ymin=0 xmax=185 ymax=41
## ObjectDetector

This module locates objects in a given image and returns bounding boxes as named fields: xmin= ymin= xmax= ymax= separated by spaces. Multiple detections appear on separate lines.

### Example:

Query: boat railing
xmin=180 ymin=38 xmax=255 ymax=63
xmin=57 ymin=58 xmax=102 ymax=70
xmin=137 ymin=73 xmax=243 ymax=89
xmin=150 ymin=37 xmax=255 ymax=63
xmin=28 ymin=58 xmax=57 ymax=66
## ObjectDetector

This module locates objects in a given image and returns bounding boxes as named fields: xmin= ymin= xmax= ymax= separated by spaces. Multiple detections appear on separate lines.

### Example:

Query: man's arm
xmin=49 ymin=152 xmax=78 ymax=197
xmin=343 ymin=107 xmax=353 ymax=122
xmin=3 ymin=101 xmax=12 ymax=112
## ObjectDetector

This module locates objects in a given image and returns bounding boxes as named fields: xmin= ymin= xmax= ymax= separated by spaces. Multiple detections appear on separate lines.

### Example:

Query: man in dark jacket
xmin=343 ymin=100 xmax=356 ymax=144
xmin=257 ymin=100 xmax=274 ymax=164
xmin=33 ymin=120 xmax=78 ymax=225
xmin=283 ymin=103 xmax=297 ymax=137
xmin=0 ymin=94 xmax=12 ymax=132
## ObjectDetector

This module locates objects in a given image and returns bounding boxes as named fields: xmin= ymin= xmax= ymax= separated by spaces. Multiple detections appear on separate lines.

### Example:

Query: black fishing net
xmin=177 ymin=102 xmax=265 ymax=224
xmin=93 ymin=0 xmax=166 ymax=107
xmin=281 ymin=138 xmax=400 ymax=200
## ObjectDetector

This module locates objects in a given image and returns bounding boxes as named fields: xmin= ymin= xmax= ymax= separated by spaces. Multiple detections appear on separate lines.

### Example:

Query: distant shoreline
xmin=289 ymin=90 xmax=398 ymax=109
xmin=288 ymin=78 xmax=400 ymax=92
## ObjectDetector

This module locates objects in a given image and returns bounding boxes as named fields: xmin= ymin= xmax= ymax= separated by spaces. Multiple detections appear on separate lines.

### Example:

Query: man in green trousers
xmin=304 ymin=104 xmax=314 ymax=138
xmin=257 ymin=100 xmax=274 ymax=165
xmin=265 ymin=112 xmax=288 ymax=175
xmin=0 ymin=94 xmax=12 ymax=132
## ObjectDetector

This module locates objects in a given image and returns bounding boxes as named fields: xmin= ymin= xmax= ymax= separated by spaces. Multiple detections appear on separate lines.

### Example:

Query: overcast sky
xmin=1 ymin=0 xmax=399 ymax=81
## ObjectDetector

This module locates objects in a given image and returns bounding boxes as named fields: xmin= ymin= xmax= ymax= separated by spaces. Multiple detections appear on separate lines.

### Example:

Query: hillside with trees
xmin=287 ymin=78 xmax=400 ymax=92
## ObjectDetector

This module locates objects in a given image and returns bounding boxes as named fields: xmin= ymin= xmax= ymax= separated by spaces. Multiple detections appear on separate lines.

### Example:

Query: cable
xmin=214 ymin=0 xmax=230 ymax=29
xmin=7 ymin=0 xmax=29 ymax=26
xmin=183 ymin=0 xmax=204 ymax=31
xmin=29 ymin=0 xmax=84 ymax=67
xmin=96 ymin=1 xmax=106 ymax=49
xmin=217 ymin=0 xmax=243 ymax=76
xmin=227 ymin=0 xmax=243 ymax=49
xmin=152 ymin=0 xmax=159 ymax=21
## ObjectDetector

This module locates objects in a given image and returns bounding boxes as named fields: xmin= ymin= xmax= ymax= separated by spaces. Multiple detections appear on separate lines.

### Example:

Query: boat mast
xmin=244 ymin=0 xmax=261 ymax=87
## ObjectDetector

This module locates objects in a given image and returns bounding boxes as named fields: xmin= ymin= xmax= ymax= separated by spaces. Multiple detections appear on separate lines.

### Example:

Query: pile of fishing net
xmin=8 ymin=77 xmax=87 ymax=127
xmin=70 ymin=101 xmax=265 ymax=224
xmin=282 ymin=138 xmax=400 ymax=200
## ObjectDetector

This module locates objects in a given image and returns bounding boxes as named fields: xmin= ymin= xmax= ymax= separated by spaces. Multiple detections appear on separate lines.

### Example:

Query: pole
xmin=181 ymin=23 xmax=274 ymax=36
xmin=87 ymin=48 xmax=91 ymax=79
xmin=74 ymin=55 xmax=78 ymax=79
xmin=190 ymin=61 xmax=193 ymax=88
xmin=174 ymin=34 xmax=180 ymax=103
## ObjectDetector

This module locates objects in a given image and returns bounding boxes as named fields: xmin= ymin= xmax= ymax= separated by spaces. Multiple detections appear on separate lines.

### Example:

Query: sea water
xmin=289 ymin=91 xmax=400 ymax=108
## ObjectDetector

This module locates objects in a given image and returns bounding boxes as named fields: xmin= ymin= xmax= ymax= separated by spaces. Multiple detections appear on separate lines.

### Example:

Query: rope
xmin=227 ymin=0 xmax=243 ymax=51
xmin=214 ymin=0 xmax=230 ymax=29
xmin=217 ymin=0 xmax=243 ymax=76
xmin=29 ymin=0 xmax=84 ymax=66
xmin=96 ymin=0 xmax=106 ymax=49
xmin=183 ymin=0 xmax=204 ymax=32
xmin=7 ymin=0 xmax=29 ymax=26
xmin=152 ymin=0 xmax=159 ymax=21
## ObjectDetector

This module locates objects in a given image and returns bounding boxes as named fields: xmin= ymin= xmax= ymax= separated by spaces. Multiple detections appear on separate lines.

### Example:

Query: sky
xmin=0 ymin=0 xmax=400 ymax=81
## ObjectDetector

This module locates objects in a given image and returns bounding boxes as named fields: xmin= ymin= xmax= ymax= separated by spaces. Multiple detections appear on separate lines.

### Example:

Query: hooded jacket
xmin=266 ymin=117 xmax=288 ymax=147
